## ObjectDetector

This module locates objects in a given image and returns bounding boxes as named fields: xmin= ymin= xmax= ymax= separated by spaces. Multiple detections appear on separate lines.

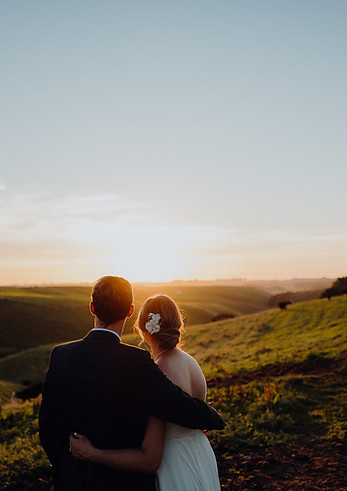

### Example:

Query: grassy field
xmin=183 ymin=296 xmax=347 ymax=378
xmin=0 ymin=286 xmax=91 ymax=358
xmin=0 ymin=293 xmax=346 ymax=490
xmin=0 ymin=284 xmax=270 ymax=358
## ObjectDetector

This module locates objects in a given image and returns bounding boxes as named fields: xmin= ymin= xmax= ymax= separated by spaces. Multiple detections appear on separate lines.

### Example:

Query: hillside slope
xmin=0 ymin=296 xmax=345 ymax=396
xmin=184 ymin=296 xmax=347 ymax=378
xmin=0 ymin=297 xmax=346 ymax=490
xmin=0 ymin=285 xmax=270 ymax=357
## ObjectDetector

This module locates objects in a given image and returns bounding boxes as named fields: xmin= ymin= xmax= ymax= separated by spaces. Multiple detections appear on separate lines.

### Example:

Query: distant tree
xmin=321 ymin=277 xmax=347 ymax=300
xmin=321 ymin=288 xmax=337 ymax=300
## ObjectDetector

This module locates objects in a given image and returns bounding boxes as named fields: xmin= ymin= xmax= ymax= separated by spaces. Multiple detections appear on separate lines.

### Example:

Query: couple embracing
xmin=39 ymin=276 xmax=225 ymax=490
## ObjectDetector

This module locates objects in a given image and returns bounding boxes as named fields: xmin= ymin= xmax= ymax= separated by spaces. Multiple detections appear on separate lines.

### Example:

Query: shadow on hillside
xmin=209 ymin=355 xmax=343 ymax=387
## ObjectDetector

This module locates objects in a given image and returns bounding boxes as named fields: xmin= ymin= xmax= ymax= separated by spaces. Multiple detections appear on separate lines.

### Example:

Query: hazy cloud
xmin=1 ymin=187 xmax=346 ymax=284
xmin=0 ymin=187 xmax=149 ymax=240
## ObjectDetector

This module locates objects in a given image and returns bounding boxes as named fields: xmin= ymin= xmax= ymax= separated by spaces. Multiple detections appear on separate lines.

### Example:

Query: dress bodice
xmin=165 ymin=422 xmax=202 ymax=442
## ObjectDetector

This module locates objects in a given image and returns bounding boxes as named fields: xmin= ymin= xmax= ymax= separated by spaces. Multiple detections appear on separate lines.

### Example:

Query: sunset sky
xmin=1 ymin=1 xmax=346 ymax=284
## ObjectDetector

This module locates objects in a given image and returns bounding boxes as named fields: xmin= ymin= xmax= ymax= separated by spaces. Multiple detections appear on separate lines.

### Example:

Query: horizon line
xmin=0 ymin=276 xmax=336 ymax=288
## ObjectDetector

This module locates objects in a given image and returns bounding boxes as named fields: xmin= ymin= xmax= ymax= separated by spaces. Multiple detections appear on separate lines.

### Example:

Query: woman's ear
xmin=127 ymin=304 xmax=135 ymax=318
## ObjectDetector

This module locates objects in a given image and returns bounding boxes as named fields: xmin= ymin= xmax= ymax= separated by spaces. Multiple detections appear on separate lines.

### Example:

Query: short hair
xmin=136 ymin=294 xmax=184 ymax=350
xmin=91 ymin=276 xmax=133 ymax=325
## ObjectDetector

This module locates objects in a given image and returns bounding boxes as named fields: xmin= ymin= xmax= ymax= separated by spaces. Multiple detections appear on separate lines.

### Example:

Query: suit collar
xmin=85 ymin=329 xmax=121 ymax=342
xmin=91 ymin=327 xmax=121 ymax=341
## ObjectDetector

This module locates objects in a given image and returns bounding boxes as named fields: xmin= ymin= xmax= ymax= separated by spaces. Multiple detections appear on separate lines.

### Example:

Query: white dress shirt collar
xmin=91 ymin=327 xmax=121 ymax=342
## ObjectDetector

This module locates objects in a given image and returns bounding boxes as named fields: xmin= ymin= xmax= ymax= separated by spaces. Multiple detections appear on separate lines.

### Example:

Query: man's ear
xmin=89 ymin=302 xmax=96 ymax=316
xmin=127 ymin=304 xmax=135 ymax=318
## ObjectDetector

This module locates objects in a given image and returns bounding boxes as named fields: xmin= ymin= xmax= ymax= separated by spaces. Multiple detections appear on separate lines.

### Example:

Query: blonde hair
xmin=136 ymin=294 xmax=184 ymax=350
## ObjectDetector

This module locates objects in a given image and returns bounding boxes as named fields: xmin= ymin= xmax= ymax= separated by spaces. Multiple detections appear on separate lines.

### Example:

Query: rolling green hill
xmin=184 ymin=296 xmax=347 ymax=378
xmin=0 ymin=296 xmax=346 ymax=490
xmin=0 ymin=296 xmax=345 ymax=397
xmin=0 ymin=344 xmax=54 ymax=389
xmin=0 ymin=284 xmax=270 ymax=358
xmin=0 ymin=287 xmax=92 ymax=358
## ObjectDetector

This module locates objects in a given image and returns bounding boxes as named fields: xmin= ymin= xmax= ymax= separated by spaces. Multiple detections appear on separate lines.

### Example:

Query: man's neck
xmin=94 ymin=318 xmax=124 ymax=337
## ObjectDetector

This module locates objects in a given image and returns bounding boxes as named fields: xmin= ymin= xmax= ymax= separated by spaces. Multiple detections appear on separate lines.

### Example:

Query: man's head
xmin=90 ymin=276 xmax=133 ymax=325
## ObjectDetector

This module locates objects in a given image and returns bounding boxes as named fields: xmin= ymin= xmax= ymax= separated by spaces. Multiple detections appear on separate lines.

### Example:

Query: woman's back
xmin=156 ymin=348 xmax=207 ymax=400
xmin=156 ymin=348 xmax=220 ymax=491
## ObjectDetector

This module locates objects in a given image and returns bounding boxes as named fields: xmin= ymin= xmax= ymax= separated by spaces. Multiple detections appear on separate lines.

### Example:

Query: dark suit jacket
xmin=39 ymin=330 xmax=225 ymax=491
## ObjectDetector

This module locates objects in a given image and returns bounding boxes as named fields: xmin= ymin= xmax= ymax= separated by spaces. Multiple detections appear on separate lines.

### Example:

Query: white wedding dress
xmin=156 ymin=422 xmax=221 ymax=491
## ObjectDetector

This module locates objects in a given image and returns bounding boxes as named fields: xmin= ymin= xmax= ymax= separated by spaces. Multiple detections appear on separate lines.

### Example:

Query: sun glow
xmin=92 ymin=224 xmax=223 ymax=283
xmin=1 ymin=190 xmax=346 ymax=285
xmin=105 ymin=228 xmax=183 ymax=282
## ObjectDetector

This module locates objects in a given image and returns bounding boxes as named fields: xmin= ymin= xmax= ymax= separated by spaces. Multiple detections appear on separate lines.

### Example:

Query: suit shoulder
xmin=119 ymin=342 xmax=151 ymax=359
xmin=51 ymin=339 xmax=83 ymax=355
xmin=55 ymin=339 xmax=82 ymax=349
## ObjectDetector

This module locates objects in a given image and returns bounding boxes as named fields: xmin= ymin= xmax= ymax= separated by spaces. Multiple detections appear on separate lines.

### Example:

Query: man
xmin=39 ymin=276 xmax=225 ymax=491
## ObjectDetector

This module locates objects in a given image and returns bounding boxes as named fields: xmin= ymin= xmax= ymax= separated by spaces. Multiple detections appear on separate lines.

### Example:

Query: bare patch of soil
xmin=216 ymin=438 xmax=347 ymax=490
xmin=209 ymin=356 xmax=344 ymax=388
xmin=210 ymin=355 xmax=346 ymax=490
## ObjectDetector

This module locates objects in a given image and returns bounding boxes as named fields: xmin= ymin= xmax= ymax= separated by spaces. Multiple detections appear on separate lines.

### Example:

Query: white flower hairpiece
xmin=145 ymin=313 xmax=161 ymax=334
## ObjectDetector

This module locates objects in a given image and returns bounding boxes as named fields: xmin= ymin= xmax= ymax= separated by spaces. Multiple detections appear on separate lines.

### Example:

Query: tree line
xmin=321 ymin=277 xmax=347 ymax=300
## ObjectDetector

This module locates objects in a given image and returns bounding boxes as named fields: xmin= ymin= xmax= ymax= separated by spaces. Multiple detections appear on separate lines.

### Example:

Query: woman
xmin=70 ymin=294 xmax=221 ymax=491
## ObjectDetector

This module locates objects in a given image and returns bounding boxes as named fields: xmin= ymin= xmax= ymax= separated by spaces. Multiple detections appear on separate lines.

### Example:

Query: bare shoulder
xmin=157 ymin=348 xmax=195 ymax=373
xmin=157 ymin=348 xmax=206 ymax=399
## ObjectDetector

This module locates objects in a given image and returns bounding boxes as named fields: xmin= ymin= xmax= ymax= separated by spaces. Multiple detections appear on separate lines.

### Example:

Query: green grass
xmin=0 ymin=285 xmax=270 ymax=358
xmin=0 ymin=380 xmax=18 ymax=402
xmin=0 ymin=287 xmax=92 ymax=357
xmin=207 ymin=364 xmax=347 ymax=452
xmin=184 ymin=296 xmax=347 ymax=378
xmin=0 ymin=345 xmax=54 ymax=392
xmin=0 ymin=400 xmax=51 ymax=490
xmin=0 ymin=296 xmax=345 ymax=396
xmin=0 ymin=295 xmax=346 ymax=490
